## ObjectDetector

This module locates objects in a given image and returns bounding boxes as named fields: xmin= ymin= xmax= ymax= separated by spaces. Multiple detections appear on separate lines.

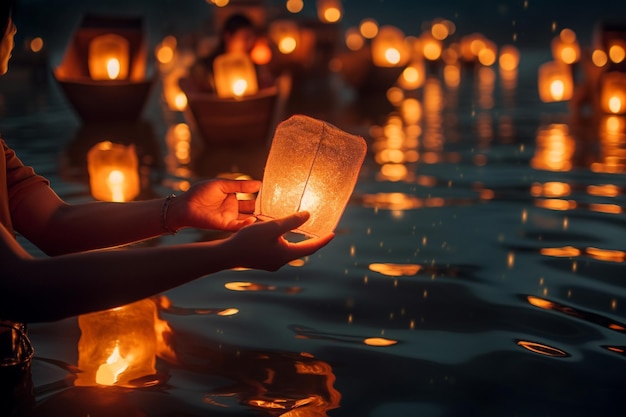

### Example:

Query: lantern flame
xmin=106 ymin=58 xmax=121 ymax=79
xmin=609 ymin=96 xmax=623 ymax=114
xmin=279 ymin=36 xmax=297 ymax=54
xmin=106 ymin=169 xmax=125 ymax=202
xmin=95 ymin=342 xmax=129 ymax=386
xmin=232 ymin=79 xmax=248 ymax=97
xmin=550 ymin=80 xmax=565 ymax=101
xmin=384 ymin=48 xmax=401 ymax=65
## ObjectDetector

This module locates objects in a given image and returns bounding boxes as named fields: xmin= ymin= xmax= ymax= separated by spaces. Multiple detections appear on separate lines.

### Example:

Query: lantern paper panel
xmin=87 ymin=141 xmax=140 ymax=202
xmin=88 ymin=33 xmax=130 ymax=80
xmin=600 ymin=71 xmax=626 ymax=115
xmin=538 ymin=61 xmax=574 ymax=102
xmin=213 ymin=52 xmax=259 ymax=98
xmin=76 ymin=299 xmax=158 ymax=387
xmin=255 ymin=115 xmax=367 ymax=238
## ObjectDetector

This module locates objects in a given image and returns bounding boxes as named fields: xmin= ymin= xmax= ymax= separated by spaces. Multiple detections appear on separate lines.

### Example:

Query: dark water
xmin=2 ymin=2 xmax=626 ymax=416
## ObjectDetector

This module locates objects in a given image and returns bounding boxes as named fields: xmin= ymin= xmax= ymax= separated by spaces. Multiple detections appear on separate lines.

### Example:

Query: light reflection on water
xmin=3 ymin=49 xmax=626 ymax=416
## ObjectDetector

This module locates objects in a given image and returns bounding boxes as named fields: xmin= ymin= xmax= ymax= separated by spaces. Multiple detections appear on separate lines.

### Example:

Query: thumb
xmin=274 ymin=211 xmax=310 ymax=234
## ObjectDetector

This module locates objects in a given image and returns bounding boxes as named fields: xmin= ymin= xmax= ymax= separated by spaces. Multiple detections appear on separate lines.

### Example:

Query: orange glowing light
xmin=345 ymin=28 xmax=365 ymax=51
xmin=585 ymin=247 xmax=626 ymax=262
xmin=538 ymin=61 xmax=573 ymax=102
xmin=369 ymin=263 xmax=422 ymax=277
xmin=279 ymin=36 xmax=297 ymax=54
xmin=364 ymin=338 xmax=398 ymax=347
xmin=499 ymin=45 xmax=520 ymax=71
xmin=359 ymin=19 xmax=379 ymax=39
xmin=372 ymin=25 xmax=409 ymax=67
xmin=213 ymin=53 xmax=258 ymax=98
xmin=431 ymin=22 xmax=449 ymax=40
xmin=88 ymin=33 xmax=130 ymax=81
xmin=95 ymin=342 xmax=129 ymax=386
xmin=609 ymin=44 xmax=626 ymax=64
xmin=87 ymin=141 xmax=140 ymax=202
xmin=592 ymin=49 xmax=608 ymax=67
xmin=286 ymin=0 xmax=304 ymax=13
xmin=600 ymin=71 xmax=626 ymax=115
xmin=29 ymin=37 xmax=44 ymax=53
xmin=540 ymin=246 xmax=581 ymax=257
xmin=517 ymin=340 xmax=568 ymax=357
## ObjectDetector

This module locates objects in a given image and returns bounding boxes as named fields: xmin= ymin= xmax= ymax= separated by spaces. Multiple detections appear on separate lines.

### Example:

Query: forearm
xmin=43 ymin=198 xmax=168 ymax=254
xmin=1 ymin=240 xmax=234 ymax=323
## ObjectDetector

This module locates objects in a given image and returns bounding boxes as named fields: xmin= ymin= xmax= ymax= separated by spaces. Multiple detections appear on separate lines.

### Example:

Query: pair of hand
xmin=172 ymin=178 xmax=334 ymax=270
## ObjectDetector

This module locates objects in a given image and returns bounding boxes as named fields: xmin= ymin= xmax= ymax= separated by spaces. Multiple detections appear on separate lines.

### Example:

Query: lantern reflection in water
xmin=87 ymin=141 xmax=140 ymax=202
xmin=592 ymin=115 xmax=626 ymax=173
xmin=255 ymin=115 xmax=366 ymax=238
xmin=531 ymin=124 xmax=575 ymax=172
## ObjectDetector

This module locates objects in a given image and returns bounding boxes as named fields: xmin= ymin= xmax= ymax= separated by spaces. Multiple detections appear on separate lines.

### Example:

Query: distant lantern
xmin=499 ymin=44 xmax=520 ymax=71
xmin=255 ymin=115 xmax=367 ymax=238
xmin=317 ymin=0 xmax=343 ymax=23
xmin=213 ymin=53 xmax=259 ymax=98
xmin=269 ymin=19 xmax=300 ymax=55
xmin=75 ymin=299 xmax=158 ymax=387
xmin=537 ymin=61 xmax=573 ymax=102
xmin=600 ymin=71 xmax=626 ymax=114
xmin=87 ymin=141 xmax=140 ymax=202
xmin=397 ymin=59 xmax=425 ymax=90
xmin=88 ymin=33 xmax=130 ymax=80
xmin=551 ymin=29 xmax=580 ymax=65
xmin=372 ymin=25 xmax=409 ymax=67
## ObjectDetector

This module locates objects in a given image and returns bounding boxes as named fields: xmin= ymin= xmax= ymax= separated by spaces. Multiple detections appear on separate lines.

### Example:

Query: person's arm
xmin=0 ymin=211 xmax=333 ymax=323
xmin=11 ymin=179 xmax=261 ymax=256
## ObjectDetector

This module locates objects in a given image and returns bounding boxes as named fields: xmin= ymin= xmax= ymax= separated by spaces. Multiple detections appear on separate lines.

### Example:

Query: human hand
xmin=168 ymin=178 xmax=261 ymax=232
xmin=223 ymin=211 xmax=334 ymax=271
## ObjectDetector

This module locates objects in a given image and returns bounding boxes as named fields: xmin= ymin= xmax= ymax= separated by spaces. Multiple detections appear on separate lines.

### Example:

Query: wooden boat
xmin=179 ymin=73 xmax=291 ymax=147
xmin=52 ymin=14 xmax=156 ymax=123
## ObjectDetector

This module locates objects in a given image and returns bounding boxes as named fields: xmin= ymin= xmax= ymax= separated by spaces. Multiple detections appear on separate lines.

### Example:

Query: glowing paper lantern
xmin=269 ymin=19 xmax=301 ymax=55
xmin=372 ymin=26 xmax=410 ymax=67
xmin=255 ymin=115 xmax=367 ymax=238
xmin=538 ymin=61 xmax=573 ymax=102
xmin=88 ymin=33 xmax=130 ymax=80
xmin=75 ymin=299 xmax=157 ymax=387
xmin=600 ymin=71 xmax=626 ymax=114
xmin=87 ymin=141 xmax=140 ymax=202
xmin=317 ymin=0 xmax=343 ymax=23
xmin=551 ymin=29 xmax=580 ymax=65
xmin=213 ymin=53 xmax=259 ymax=98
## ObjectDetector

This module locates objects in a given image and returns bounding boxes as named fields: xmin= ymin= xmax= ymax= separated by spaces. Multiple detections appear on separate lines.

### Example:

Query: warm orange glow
xmin=345 ymin=28 xmax=364 ymax=51
xmin=443 ymin=64 xmax=461 ymax=88
xmin=538 ymin=61 xmax=573 ymax=102
xmin=317 ymin=0 xmax=342 ymax=23
xmin=527 ymin=296 xmax=555 ymax=309
xmin=422 ymin=36 xmax=442 ymax=61
xmin=551 ymin=32 xmax=580 ymax=64
xmin=95 ymin=342 xmax=129 ymax=386
xmin=431 ymin=22 xmax=449 ymax=40
xmin=255 ymin=115 xmax=366 ymax=238
xmin=499 ymin=45 xmax=520 ymax=71
xmin=364 ymin=338 xmax=398 ymax=346
xmin=372 ymin=25 xmax=409 ymax=67
xmin=250 ymin=38 xmax=272 ymax=65
xmin=609 ymin=44 xmax=626 ymax=64
xmin=587 ymin=184 xmax=620 ymax=197
xmin=213 ymin=53 xmax=258 ymax=98
xmin=585 ymin=247 xmax=626 ymax=262
xmin=531 ymin=124 xmax=574 ymax=172
xmin=286 ymin=0 xmax=304 ymax=13
xmin=600 ymin=72 xmax=626 ymax=115
xmin=517 ymin=340 xmax=568 ymax=357
xmin=88 ymin=33 xmax=130 ymax=80
xmin=87 ymin=141 xmax=140 ymax=202
xmin=269 ymin=19 xmax=300 ymax=56
xmin=369 ymin=263 xmax=422 ymax=276
xmin=531 ymin=181 xmax=571 ymax=198
xmin=29 ymin=37 xmax=44 ymax=53
xmin=592 ymin=49 xmax=608 ymax=67
xmin=279 ymin=36 xmax=297 ymax=54
xmin=359 ymin=18 xmax=379 ymax=39
xmin=156 ymin=40 xmax=175 ymax=65
xmin=540 ymin=246 xmax=581 ymax=257
xmin=560 ymin=28 xmax=576 ymax=44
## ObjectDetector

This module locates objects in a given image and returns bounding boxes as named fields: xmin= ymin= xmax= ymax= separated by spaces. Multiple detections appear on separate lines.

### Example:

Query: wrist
xmin=161 ymin=194 xmax=179 ymax=235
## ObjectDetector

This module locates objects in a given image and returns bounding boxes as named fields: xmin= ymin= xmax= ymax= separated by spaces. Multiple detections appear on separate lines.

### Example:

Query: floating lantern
xmin=372 ymin=26 xmax=410 ymax=67
xmin=600 ymin=71 xmax=626 ymax=114
xmin=269 ymin=19 xmax=300 ymax=55
xmin=75 ymin=299 xmax=157 ymax=387
xmin=551 ymin=29 xmax=580 ymax=65
xmin=255 ymin=115 xmax=367 ymax=238
xmin=88 ymin=33 xmax=130 ymax=80
xmin=538 ymin=61 xmax=573 ymax=102
xmin=397 ymin=59 xmax=425 ymax=90
xmin=421 ymin=34 xmax=442 ymax=62
xmin=213 ymin=53 xmax=259 ymax=98
xmin=317 ymin=0 xmax=343 ymax=24
xmin=87 ymin=141 xmax=140 ymax=202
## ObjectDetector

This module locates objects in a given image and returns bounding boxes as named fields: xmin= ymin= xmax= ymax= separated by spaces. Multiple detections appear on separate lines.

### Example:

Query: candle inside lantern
xmin=88 ymin=33 xmax=130 ymax=80
xmin=538 ymin=61 xmax=573 ymax=102
xmin=255 ymin=115 xmax=367 ymax=238
xmin=213 ymin=53 xmax=259 ymax=98
xmin=372 ymin=26 xmax=409 ymax=67
xmin=87 ymin=141 xmax=140 ymax=202
xmin=600 ymin=71 xmax=626 ymax=115
xmin=95 ymin=342 xmax=129 ymax=386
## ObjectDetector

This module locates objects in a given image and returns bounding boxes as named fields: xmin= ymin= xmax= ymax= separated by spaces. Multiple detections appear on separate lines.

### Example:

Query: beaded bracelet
xmin=161 ymin=193 xmax=177 ymax=235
